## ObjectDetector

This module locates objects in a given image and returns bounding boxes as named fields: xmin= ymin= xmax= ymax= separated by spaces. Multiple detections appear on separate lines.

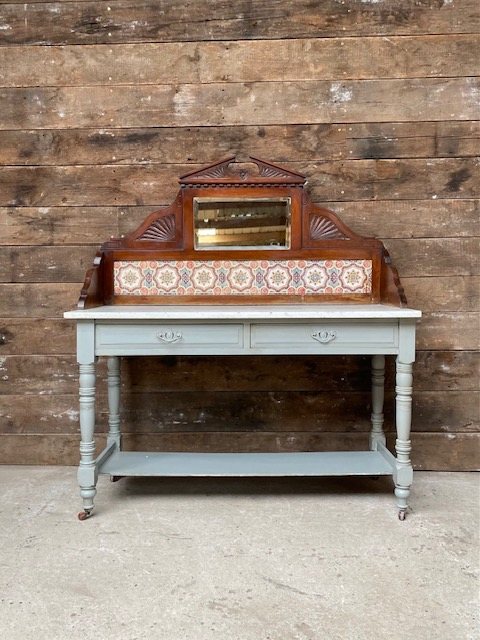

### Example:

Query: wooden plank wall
xmin=0 ymin=0 xmax=479 ymax=469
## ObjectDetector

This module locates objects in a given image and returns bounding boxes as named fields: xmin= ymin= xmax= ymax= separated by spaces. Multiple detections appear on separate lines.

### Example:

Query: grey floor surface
xmin=0 ymin=467 xmax=478 ymax=640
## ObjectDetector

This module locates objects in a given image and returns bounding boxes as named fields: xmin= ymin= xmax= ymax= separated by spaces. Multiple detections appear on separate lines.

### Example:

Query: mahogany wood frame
xmin=77 ymin=156 xmax=407 ymax=308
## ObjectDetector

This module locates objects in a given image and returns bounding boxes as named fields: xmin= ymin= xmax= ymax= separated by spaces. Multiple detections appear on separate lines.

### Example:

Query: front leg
xmin=394 ymin=359 xmax=414 ymax=520
xmin=77 ymin=361 xmax=97 ymax=520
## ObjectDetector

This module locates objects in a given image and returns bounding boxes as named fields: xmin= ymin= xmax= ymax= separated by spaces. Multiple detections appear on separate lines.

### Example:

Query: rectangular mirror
xmin=194 ymin=197 xmax=291 ymax=250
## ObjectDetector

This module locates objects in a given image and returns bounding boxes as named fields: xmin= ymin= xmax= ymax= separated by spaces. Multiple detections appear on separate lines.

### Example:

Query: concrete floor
xmin=0 ymin=468 xmax=478 ymax=640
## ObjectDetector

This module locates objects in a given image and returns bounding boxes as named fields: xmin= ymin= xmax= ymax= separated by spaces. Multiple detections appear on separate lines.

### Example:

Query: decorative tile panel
xmin=113 ymin=260 xmax=372 ymax=296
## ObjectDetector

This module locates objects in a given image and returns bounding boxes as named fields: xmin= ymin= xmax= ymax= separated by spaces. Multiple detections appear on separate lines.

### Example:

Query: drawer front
xmin=250 ymin=321 xmax=398 ymax=352
xmin=96 ymin=323 xmax=244 ymax=354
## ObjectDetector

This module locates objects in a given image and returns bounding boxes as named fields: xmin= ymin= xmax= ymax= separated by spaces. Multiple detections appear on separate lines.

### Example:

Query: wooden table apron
xmin=65 ymin=304 xmax=420 ymax=519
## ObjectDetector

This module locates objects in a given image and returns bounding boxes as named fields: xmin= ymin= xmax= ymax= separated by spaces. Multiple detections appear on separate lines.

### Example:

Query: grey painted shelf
xmin=99 ymin=450 xmax=394 ymax=477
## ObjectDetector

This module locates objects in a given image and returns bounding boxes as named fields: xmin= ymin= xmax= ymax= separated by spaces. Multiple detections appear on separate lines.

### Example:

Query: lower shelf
xmin=98 ymin=450 xmax=395 ymax=477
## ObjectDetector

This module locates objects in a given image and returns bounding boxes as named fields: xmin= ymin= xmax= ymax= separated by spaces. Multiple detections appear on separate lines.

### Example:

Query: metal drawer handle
xmin=156 ymin=330 xmax=183 ymax=344
xmin=312 ymin=330 xmax=337 ymax=344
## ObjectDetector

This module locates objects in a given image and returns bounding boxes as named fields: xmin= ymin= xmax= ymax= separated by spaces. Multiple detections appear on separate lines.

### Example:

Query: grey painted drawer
xmin=96 ymin=323 xmax=244 ymax=354
xmin=250 ymin=321 xmax=398 ymax=351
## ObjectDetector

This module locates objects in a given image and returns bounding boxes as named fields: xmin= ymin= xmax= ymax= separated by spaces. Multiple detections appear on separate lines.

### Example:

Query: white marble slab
xmin=65 ymin=303 xmax=421 ymax=320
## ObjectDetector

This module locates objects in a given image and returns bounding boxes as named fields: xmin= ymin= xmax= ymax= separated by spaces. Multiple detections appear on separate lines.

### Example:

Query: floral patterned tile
xmin=114 ymin=260 xmax=372 ymax=296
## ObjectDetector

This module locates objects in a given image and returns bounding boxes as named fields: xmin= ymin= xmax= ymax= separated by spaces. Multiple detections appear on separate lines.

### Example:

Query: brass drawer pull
xmin=156 ymin=330 xmax=183 ymax=344
xmin=312 ymin=330 xmax=337 ymax=344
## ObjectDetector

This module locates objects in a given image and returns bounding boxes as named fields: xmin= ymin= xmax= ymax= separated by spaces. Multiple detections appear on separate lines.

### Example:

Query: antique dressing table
xmin=65 ymin=156 xmax=421 ymax=521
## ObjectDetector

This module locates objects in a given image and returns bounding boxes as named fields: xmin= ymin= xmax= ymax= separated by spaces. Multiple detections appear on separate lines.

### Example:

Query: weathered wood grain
xmin=0 ymin=126 xmax=347 ymax=165
xmin=322 ymin=200 xmax=480 ymax=239
xmin=403 ymin=276 xmax=480 ymax=312
xmin=119 ymin=351 xmax=480 ymax=393
xmin=0 ymin=206 xmax=146 ymax=245
xmin=0 ymin=283 xmax=80 ymax=317
xmin=416 ymin=313 xmax=480 ymax=351
xmin=383 ymin=238 xmax=479 ymax=277
xmin=0 ymin=392 xmax=373 ymax=434
xmin=1 ymin=159 xmax=478 ymax=206
xmin=0 ymin=318 xmax=76 ymax=354
xmin=1 ymin=432 xmax=477 ymax=470
xmin=1 ymin=78 xmax=478 ymax=130
xmin=1 ymin=0 xmax=478 ymax=45
xmin=2 ymin=35 xmax=479 ymax=87
xmin=0 ymin=246 xmax=95 ymax=282
xmin=1 ymin=351 xmax=477 ymax=395
xmin=346 ymin=121 xmax=480 ymax=159
xmin=409 ymin=391 xmax=479 ymax=434
xmin=1 ymin=390 xmax=477 ymax=435
xmin=1 ymin=122 xmax=478 ymax=167
xmin=406 ymin=433 xmax=480 ymax=471
xmin=0 ymin=238 xmax=476 ymax=282
xmin=0 ymin=206 xmax=120 ymax=245
xmin=307 ymin=158 xmax=480 ymax=201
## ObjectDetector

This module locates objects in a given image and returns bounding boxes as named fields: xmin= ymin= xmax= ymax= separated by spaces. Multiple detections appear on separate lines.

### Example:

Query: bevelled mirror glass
xmin=194 ymin=197 xmax=291 ymax=250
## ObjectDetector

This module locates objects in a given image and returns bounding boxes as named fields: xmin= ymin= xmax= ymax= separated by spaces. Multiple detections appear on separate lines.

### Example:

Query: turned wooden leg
xmin=394 ymin=359 xmax=414 ymax=520
xmin=77 ymin=361 xmax=97 ymax=519
xmin=107 ymin=356 xmax=121 ymax=448
xmin=369 ymin=354 xmax=386 ymax=450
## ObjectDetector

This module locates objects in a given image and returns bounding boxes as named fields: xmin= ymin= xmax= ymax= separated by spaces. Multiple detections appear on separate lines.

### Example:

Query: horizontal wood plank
xmin=0 ymin=318 xmax=76 ymax=354
xmin=402 ymin=276 xmax=479 ymax=312
xmin=0 ymin=238 xmax=476 ymax=282
xmin=0 ymin=206 xmax=121 ymax=245
xmin=0 ymin=159 xmax=478 ymax=206
xmin=0 ymin=352 xmax=477 ymax=395
xmin=0 ymin=283 xmax=80 ymax=317
xmin=416 ymin=313 xmax=480 ymax=351
xmin=2 ymin=36 xmax=479 ymax=87
xmin=0 ymin=432 xmax=477 ymax=470
xmin=0 ymin=125 xmax=347 ymax=165
xmin=322 ymin=200 xmax=480 ymax=239
xmin=0 ymin=246 xmax=96 ymax=282
xmin=409 ymin=433 xmax=479 ymax=471
xmin=1 ymin=0 xmax=478 ymax=45
xmin=1 ymin=122 xmax=478 ymax=167
xmin=382 ymin=238 xmax=479 ymax=277
xmin=0 ymin=390 xmax=477 ymax=435
xmin=346 ymin=121 xmax=480 ymax=159
xmin=1 ymin=78 xmax=478 ymax=130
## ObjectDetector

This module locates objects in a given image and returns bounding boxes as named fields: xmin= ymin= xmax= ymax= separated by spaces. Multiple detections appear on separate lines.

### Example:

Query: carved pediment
xmin=179 ymin=156 xmax=306 ymax=186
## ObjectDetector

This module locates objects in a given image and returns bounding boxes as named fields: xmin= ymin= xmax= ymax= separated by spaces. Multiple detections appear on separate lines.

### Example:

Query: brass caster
xmin=398 ymin=510 xmax=407 ymax=521
xmin=77 ymin=510 xmax=93 ymax=521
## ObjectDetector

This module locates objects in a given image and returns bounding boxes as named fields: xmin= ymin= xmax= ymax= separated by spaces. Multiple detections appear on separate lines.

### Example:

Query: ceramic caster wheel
xmin=398 ymin=510 xmax=406 ymax=521
xmin=78 ymin=510 xmax=92 ymax=521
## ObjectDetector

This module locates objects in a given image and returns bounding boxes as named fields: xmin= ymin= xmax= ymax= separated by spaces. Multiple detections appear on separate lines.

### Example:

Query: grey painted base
xmin=99 ymin=449 xmax=395 ymax=478
xmin=69 ymin=305 xmax=419 ymax=520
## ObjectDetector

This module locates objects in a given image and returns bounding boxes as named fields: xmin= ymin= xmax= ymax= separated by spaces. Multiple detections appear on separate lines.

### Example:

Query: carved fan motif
xmin=139 ymin=213 xmax=176 ymax=241
xmin=259 ymin=166 xmax=292 ymax=179
xmin=202 ymin=164 xmax=228 ymax=178
xmin=310 ymin=215 xmax=346 ymax=240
